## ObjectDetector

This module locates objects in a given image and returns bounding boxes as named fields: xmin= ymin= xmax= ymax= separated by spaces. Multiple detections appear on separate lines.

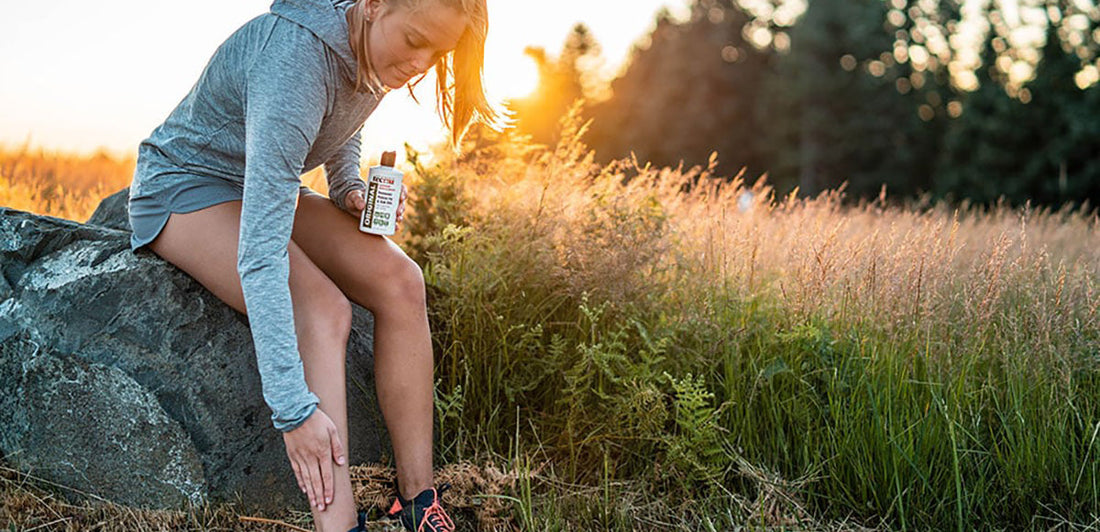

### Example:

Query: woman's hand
xmin=282 ymin=408 xmax=346 ymax=511
xmin=343 ymin=185 xmax=408 ymax=226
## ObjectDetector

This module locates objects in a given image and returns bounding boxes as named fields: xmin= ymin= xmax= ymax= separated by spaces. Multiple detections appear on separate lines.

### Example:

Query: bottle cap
xmin=380 ymin=151 xmax=396 ymax=167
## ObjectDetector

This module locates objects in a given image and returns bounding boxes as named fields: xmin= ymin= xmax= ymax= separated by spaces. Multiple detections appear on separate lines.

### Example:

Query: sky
xmin=0 ymin=0 xmax=690 ymax=161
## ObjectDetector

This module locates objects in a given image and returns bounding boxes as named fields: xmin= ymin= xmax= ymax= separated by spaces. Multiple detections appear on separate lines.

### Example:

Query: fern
xmin=665 ymin=372 xmax=733 ymax=486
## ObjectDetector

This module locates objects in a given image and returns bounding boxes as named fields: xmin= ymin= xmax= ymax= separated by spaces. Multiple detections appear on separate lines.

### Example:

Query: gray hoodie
xmin=131 ymin=0 xmax=385 ymax=431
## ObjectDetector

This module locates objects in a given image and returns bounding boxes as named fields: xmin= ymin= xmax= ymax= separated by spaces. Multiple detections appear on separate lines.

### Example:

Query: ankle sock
xmin=346 ymin=509 xmax=367 ymax=532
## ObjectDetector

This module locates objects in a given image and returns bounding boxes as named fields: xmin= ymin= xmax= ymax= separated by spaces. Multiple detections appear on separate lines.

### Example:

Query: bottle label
xmin=359 ymin=166 xmax=403 ymax=235
xmin=362 ymin=181 xmax=379 ymax=228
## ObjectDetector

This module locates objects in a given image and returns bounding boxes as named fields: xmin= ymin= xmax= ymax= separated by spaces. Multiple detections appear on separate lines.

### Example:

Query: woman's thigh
xmin=290 ymin=190 xmax=419 ymax=309
xmin=149 ymin=200 xmax=342 ymax=315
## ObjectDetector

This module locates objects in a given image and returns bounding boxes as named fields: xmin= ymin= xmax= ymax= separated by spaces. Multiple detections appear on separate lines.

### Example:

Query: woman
xmin=127 ymin=0 xmax=496 ymax=530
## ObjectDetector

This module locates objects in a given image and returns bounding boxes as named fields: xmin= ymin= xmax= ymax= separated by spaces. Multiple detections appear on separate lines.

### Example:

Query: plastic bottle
xmin=359 ymin=150 xmax=403 ymax=236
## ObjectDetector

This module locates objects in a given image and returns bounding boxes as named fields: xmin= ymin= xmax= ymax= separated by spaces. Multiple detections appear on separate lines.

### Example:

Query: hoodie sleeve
xmin=239 ymin=21 xmax=329 ymax=432
xmin=323 ymin=127 xmax=366 ymax=212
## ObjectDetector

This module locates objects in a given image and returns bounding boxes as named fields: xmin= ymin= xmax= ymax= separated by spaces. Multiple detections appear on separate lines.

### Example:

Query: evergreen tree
xmin=506 ymin=24 xmax=600 ymax=146
xmin=585 ymin=0 xmax=774 ymax=181
xmin=1023 ymin=13 xmax=1100 ymax=203
xmin=935 ymin=33 xmax=1032 ymax=203
xmin=937 ymin=2 xmax=1100 ymax=206
xmin=770 ymin=0 xmax=948 ymax=197
xmin=503 ymin=0 xmax=1099 ymax=206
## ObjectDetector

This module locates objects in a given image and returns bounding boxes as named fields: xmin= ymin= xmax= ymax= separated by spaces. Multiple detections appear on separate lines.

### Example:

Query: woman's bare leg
xmin=148 ymin=201 xmax=358 ymax=532
xmin=290 ymin=190 xmax=435 ymax=501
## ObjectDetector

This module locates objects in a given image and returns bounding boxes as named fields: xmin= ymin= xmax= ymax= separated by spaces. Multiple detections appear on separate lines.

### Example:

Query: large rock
xmin=85 ymin=186 xmax=130 ymax=231
xmin=0 ymin=188 xmax=387 ymax=510
xmin=0 ymin=332 xmax=205 ymax=507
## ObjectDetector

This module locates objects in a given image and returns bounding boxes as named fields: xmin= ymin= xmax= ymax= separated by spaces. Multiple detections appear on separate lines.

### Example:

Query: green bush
xmin=398 ymin=114 xmax=1100 ymax=529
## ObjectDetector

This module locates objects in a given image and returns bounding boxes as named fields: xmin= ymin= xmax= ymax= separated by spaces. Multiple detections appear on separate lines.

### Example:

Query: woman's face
xmin=366 ymin=0 xmax=468 ymax=89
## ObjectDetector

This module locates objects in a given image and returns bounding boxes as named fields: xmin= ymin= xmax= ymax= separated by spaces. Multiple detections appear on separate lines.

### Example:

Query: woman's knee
xmin=297 ymin=282 xmax=353 ymax=341
xmin=385 ymin=256 xmax=427 ymax=308
xmin=327 ymin=288 xmax=354 ymax=339
xmin=361 ymin=254 xmax=426 ymax=312
xmin=290 ymin=247 xmax=354 ymax=341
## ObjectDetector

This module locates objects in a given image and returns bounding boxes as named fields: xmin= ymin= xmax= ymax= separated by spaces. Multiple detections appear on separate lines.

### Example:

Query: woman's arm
xmin=239 ymin=20 xmax=352 ymax=511
xmin=238 ymin=22 xmax=330 ymax=432
xmin=324 ymin=127 xmax=366 ymax=213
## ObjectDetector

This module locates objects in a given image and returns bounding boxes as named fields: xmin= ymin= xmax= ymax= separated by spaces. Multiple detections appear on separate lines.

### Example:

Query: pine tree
xmin=937 ymin=2 xmax=1100 ymax=206
xmin=585 ymin=0 xmax=774 ymax=181
xmin=506 ymin=24 xmax=599 ymax=146
xmin=935 ymin=32 xmax=1030 ymax=203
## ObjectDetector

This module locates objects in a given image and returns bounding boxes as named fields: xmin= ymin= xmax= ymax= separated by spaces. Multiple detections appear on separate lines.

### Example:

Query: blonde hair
xmin=347 ymin=0 xmax=501 ymax=147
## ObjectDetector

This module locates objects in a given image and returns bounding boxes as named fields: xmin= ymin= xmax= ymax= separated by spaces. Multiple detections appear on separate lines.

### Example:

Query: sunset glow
xmin=485 ymin=53 xmax=541 ymax=101
xmin=0 ymin=1 xmax=689 ymax=159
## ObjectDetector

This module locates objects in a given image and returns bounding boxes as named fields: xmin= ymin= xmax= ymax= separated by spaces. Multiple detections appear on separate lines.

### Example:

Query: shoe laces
xmin=417 ymin=496 xmax=455 ymax=532
xmin=389 ymin=483 xmax=455 ymax=532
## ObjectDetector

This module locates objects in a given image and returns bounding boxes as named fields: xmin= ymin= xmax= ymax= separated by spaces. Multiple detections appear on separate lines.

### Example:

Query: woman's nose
xmin=410 ymin=49 xmax=435 ymax=73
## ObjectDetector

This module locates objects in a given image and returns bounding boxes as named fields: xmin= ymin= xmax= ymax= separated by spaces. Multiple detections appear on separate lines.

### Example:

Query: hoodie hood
xmin=270 ymin=0 xmax=360 ymax=84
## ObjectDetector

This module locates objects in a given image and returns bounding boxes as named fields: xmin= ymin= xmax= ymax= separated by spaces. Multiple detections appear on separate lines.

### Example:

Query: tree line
xmin=503 ymin=0 xmax=1100 ymax=207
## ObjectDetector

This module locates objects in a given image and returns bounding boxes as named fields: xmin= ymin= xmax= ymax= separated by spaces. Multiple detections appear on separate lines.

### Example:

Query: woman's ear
xmin=365 ymin=0 xmax=384 ymax=22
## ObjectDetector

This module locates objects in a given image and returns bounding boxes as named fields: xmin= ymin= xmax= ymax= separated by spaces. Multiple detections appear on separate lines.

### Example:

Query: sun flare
xmin=0 ymin=0 xmax=687 ymax=155
xmin=484 ymin=53 xmax=541 ymax=101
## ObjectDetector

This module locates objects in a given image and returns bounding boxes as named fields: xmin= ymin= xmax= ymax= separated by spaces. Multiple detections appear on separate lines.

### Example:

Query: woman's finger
xmin=330 ymin=427 xmax=346 ymax=466
xmin=397 ymin=185 xmax=407 ymax=213
xmin=299 ymin=456 xmax=318 ymax=508
xmin=310 ymin=455 xmax=328 ymax=510
xmin=345 ymin=189 xmax=365 ymax=213
xmin=396 ymin=188 xmax=406 ymax=223
xmin=318 ymin=451 xmax=334 ymax=508
xmin=290 ymin=459 xmax=306 ymax=493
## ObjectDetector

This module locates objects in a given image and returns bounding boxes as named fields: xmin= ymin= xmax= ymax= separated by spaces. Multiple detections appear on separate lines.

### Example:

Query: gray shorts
xmin=128 ymin=173 xmax=318 ymax=252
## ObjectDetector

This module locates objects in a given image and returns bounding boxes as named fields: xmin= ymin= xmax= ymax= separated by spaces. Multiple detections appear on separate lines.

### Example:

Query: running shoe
xmin=386 ymin=483 xmax=455 ymax=532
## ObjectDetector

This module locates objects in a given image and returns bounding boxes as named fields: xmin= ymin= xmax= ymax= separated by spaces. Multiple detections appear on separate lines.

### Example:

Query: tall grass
xmin=402 ymin=109 xmax=1100 ymax=529
xmin=0 ymin=143 xmax=135 ymax=221
xmin=2 ymin=117 xmax=1098 ymax=529
xmin=0 ymin=142 xmax=329 ymax=222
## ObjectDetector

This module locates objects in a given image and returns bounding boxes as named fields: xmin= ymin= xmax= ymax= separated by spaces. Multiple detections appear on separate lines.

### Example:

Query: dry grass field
xmin=2 ymin=123 xmax=1099 ymax=530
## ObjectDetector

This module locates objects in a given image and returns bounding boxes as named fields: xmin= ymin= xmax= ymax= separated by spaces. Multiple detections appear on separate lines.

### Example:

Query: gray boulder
xmin=0 ymin=188 xmax=387 ymax=510
xmin=85 ymin=186 xmax=130 ymax=231
xmin=0 ymin=332 xmax=205 ymax=507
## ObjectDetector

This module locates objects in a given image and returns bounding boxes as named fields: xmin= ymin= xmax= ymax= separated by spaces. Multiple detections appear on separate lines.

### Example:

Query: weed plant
xmin=0 ymin=143 xmax=135 ymax=221
xmin=2 ymin=115 xmax=1099 ymax=529
xmin=0 ymin=142 xmax=329 ymax=223
xmin=400 ymin=109 xmax=1100 ymax=530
